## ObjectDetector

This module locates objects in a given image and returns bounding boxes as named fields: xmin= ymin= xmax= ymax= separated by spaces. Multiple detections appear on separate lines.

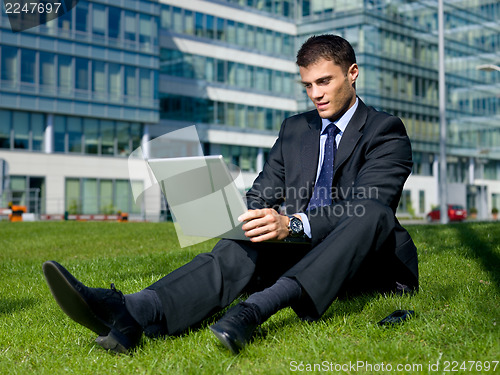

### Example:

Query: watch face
xmin=290 ymin=217 xmax=304 ymax=235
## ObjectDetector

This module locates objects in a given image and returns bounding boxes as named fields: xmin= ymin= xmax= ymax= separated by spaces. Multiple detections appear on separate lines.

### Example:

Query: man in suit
xmin=43 ymin=35 xmax=418 ymax=355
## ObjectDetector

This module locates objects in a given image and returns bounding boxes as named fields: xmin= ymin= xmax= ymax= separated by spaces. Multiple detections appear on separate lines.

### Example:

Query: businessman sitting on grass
xmin=43 ymin=34 xmax=418 ymax=354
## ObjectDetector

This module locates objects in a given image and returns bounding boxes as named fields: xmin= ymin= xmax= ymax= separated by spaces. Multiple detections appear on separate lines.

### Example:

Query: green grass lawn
xmin=0 ymin=221 xmax=498 ymax=374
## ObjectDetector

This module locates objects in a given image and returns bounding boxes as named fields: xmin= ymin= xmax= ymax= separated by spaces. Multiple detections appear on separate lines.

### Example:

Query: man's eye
xmin=318 ymin=79 xmax=330 ymax=85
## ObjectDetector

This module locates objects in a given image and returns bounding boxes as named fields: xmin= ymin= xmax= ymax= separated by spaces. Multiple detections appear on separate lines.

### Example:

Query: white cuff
xmin=295 ymin=213 xmax=311 ymax=238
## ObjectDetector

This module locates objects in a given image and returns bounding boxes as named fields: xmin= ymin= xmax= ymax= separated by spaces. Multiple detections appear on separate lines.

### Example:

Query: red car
xmin=426 ymin=205 xmax=467 ymax=222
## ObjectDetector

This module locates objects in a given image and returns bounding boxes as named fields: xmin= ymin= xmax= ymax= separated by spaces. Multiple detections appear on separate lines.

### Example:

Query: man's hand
xmin=238 ymin=209 xmax=291 ymax=242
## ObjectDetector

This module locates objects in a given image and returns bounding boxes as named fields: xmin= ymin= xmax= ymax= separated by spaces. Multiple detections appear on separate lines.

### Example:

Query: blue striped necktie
xmin=307 ymin=123 xmax=340 ymax=210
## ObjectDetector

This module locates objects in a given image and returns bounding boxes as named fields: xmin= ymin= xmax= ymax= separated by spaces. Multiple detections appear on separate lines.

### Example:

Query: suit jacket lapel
xmin=301 ymin=110 xmax=322 ymax=198
xmin=333 ymin=99 xmax=367 ymax=178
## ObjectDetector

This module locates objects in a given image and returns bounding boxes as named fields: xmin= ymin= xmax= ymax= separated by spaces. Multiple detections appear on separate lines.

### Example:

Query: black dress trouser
xmin=148 ymin=200 xmax=412 ymax=335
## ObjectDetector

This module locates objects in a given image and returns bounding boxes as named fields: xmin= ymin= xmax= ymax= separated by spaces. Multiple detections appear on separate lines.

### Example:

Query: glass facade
xmin=159 ymin=4 xmax=297 ymax=135
xmin=161 ymin=4 xmax=295 ymax=57
xmin=0 ymin=44 xmax=157 ymax=109
xmin=1 ymin=0 xmax=499 ymax=218
xmin=1 ymin=175 xmax=45 ymax=214
xmin=160 ymin=49 xmax=296 ymax=97
xmin=0 ymin=0 xmax=159 ymax=124
xmin=220 ymin=0 xmax=296 ymax=19
xmin=296 ymin=0 xmax=500 ymax=185
xmin=0 ymin=109 xmax=45 ymax=151
xmin=65 ymin=177 xmax=142 ymax=215
xmin=53 ymin=114 xmax=142 ymax=156
xmin=160 ymin=93 xmax=292 ymax=131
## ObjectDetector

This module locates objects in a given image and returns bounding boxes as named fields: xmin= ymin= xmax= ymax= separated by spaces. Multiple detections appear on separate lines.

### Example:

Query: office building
xmin=0 ymin=0 xmax=161 ymax=219
xmin=1 ymin=0 xmax=499 ymax=221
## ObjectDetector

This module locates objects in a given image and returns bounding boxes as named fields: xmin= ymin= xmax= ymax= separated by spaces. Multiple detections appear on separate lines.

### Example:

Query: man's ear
xmin=348 ymin=63 xmax=359 ymax=84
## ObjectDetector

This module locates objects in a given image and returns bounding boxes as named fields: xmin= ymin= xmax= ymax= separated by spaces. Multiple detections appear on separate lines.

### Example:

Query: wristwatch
xmin=287 ymin=215 xmax=304 ymax=237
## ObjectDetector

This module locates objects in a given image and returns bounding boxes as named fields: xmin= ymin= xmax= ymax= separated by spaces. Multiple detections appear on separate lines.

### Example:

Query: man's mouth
xmin=316 ymin=102 xmax=329 ymax=110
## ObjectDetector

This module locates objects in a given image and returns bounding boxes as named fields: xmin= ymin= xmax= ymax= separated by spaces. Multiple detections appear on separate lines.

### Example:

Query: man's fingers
xmin=241 ymin=215 xmax=272 ymax=231
xmin=238 ymin=209 xmax=267 ymax=222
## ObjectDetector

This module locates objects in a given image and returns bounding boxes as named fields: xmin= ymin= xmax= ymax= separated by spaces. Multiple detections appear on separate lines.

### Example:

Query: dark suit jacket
xmin=245 ymin=98 xmax=418 ymax=302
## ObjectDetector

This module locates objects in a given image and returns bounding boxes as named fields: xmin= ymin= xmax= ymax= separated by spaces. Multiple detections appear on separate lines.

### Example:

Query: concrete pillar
xmin=468 ymin=157 xmax=475 ymax=185
xmin=141 ymin=124 xmax=150 ymax=159
xmin=44 ymin=114 xmax=54 ymax=154
xmin=433 ymin=155 xmax=440 ymax=203
xmin=256 ymin=147 xmax=264 ymax=172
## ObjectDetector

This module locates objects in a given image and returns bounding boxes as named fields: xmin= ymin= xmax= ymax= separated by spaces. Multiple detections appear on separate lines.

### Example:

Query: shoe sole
xmin=209 ymin=325 xmax=242 ymax=355
xmin=42 ymin=261 xmax=110 ymax=336
xmin=95 ymin=332 xmax=129 ymax=354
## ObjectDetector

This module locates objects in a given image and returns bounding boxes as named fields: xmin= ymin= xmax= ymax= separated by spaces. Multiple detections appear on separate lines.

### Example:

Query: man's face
xmin=299 ymin=58 xmax=358 ymax=121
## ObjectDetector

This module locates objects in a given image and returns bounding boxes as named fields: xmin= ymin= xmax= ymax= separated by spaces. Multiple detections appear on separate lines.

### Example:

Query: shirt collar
xmin=321 ymin=97 xmax=359 ymax=134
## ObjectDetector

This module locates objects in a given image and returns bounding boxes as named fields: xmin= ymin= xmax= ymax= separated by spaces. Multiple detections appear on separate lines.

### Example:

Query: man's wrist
xmin=287 ymin=215 xmax=305 ymax=237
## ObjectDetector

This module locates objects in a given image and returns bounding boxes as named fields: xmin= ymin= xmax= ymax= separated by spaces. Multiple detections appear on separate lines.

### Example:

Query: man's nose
xmin=310 ymin=85 xmax=323 ymax=99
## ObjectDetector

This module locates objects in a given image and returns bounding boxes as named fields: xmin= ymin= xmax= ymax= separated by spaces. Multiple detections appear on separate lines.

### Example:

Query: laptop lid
xmin=147 ymin=155 xmax=249 ymax=242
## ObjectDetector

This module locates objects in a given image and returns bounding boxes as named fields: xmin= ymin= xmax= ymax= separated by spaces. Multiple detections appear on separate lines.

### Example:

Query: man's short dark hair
xmin=296 ymin=34 xmax=357 ymax=73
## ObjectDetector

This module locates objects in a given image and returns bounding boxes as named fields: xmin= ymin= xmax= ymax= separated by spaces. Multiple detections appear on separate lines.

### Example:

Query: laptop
xmin=147 ymin=155 xmax=249 ymax=241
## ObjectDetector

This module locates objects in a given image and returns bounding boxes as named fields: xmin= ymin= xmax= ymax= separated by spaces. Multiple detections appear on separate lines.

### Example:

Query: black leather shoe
xmin=42 ymin=260 xmax=142 ymax=354
xmin=209 ymin=303 xmax=260 ymax=354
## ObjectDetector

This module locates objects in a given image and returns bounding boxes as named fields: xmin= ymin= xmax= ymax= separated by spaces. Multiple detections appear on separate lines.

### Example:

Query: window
xmin=75 ymin=58 xmax=89 ymax=91
xmin=236 ymin=22 xmax=245 ymax=46
xmin=184 ymin=10 xmax=194 ymax=35
xmin=66 ymin=178 xmax=81 ymax=214
xmin=0 ymin=110 xmax=11 ymax=149
xmin=130 ymin=123 xmax=142 ymax=151
xmin=21 ymin=49 xmax=36 ymax=84
xmin=236 ymin=104 xmax=246 ymax=127
xmin=39 ymin=52 xmax=55 ymax=93
xmin=216 ymin=102 xmax=225 ymax=125
xmin=100 ymin=179 xmax=113 ymax=213
xmin=92 ymin=61 xmax=106 ymax=99
xmin=115 ymin=180 xmax=130 ymax=213
xmin=13 ymin=111 xmax=29 ymax=149
xmin=206 ymin=15 xmax=214 ymax=39
xmin=124 ymin=11 xmax=136 ymax=43
xmin=125 ymin=66 xmax=136 ymax=100
xmin=398 ymin=190 xmax=412 ymax=213
xmin=116 ymin=122 xmax=130 ymax=156
xmin=1 ymin=46 xmax=18 ymax=83
xmin=218 ymin=144 xmax=260 ymax=172
xmin=216 ymin=17 xmax=225 ymax=40
xmin=66 ymin=178 xmax=140 ymax=215
xmin=108 ymin=7 xmax=121 ymax=40
xmin=67 ymin=117 xmax=82 ymax=153
xmin=82 ymin=179 xmax=98 ymax=214
xmin=58 ymin=55 xmax=72 ymax=94
xmin=10 ymin=176 xmax=27 ymax=206
xmin=139 ymin=69 xmax=151 ymax=104
xmin=172 ymin=6 xmax=182 ymax=33
xmin=31 ymin=113 xmax=44 ymax=151
xmin=419 ymin=190 xmax=425 ymax=214
xmin=54 ymin=116 xmax=66 ymax=152
xmin=58 ymin=8 xmax=71 ymax=32
xmin=139 ymin=14 xmax=152 ymax=49
xmin=161 ymin=5 xmax=171 ymax=28
xmin=101 ymin=120 xmax=114 ymax=155
xmin=227 ymin=20 xmax=236 ymax=44
xmin=195 ymin=12 xmax=204 ymax=37
xmin=109 ymin=63 xmax=121 ymax=101
xmin=83 ymin=118 xmax=99 ymax=154
xmin=92 ymin=3 xmax=106 ymax=40
xmin=75 ymin=2 xmax=88 ymax=34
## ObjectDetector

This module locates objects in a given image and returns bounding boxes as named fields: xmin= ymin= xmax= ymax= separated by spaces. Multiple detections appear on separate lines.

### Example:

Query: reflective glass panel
xmin=67 ymin=117 xmax=82 ymax=153
xmin=13 ymin=111 xmax=29 ymax=149
xmin=31 ymin=113 xmax=44 ymax=151
xmin=0 ymin=110 xmax=11 ymax=149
